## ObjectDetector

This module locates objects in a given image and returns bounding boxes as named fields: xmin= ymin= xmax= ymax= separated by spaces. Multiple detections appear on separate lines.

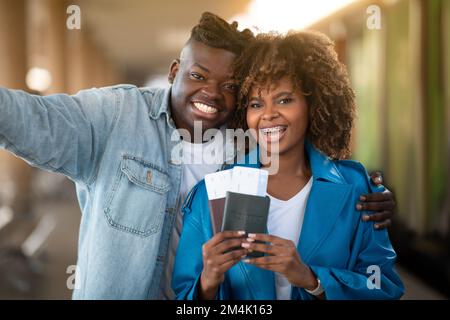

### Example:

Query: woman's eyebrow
xmin=272 ymin=91 xmax=293 ymax=100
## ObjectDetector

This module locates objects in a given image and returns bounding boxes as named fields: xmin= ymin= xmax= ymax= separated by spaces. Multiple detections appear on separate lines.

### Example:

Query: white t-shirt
xmin=267 ymin=177 xmax=313 ymax=300
xmin=161 ymin=127 xmax=232 ymax=299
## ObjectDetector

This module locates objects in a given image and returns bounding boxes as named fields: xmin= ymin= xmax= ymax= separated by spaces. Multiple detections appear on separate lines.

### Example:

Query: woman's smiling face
xmin=246 ymin=76 xmax=309 ymax=155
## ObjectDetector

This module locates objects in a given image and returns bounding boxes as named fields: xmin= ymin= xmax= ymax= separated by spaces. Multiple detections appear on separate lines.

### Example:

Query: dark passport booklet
xmin=221 ymin=191 xmax=270 ymax=258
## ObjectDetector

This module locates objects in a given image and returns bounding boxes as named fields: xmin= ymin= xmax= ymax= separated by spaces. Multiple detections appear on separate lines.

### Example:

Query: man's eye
xmin=190 ymin=72 xmax=204 ymax=80
xmin=224 ymin=83 xmax=239 ymax=92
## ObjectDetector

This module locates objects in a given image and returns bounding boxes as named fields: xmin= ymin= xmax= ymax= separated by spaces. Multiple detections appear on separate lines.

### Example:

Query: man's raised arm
xmin=0 ymin=87 xmax=118 ymax=185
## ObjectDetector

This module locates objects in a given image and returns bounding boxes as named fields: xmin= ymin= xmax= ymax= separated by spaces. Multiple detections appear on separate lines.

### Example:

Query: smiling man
xmin=0 ymin=12 xmax=395 ymax=299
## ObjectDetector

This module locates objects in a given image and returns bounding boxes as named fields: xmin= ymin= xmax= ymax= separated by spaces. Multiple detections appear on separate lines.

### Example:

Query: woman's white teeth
xmin=260 ymin=126 xmax=286 ymax=134
xmin=193 ymin=102 xmax=218 ymax=114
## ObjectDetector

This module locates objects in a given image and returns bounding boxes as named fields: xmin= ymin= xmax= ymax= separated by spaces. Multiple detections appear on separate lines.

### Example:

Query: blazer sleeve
xmin=172 ymin=182 xmax=229 ymax=300
xmin=306 ymin=224 xmax=404 ymax=299
xmin=296 ymin=161 xmax=404 ymax=300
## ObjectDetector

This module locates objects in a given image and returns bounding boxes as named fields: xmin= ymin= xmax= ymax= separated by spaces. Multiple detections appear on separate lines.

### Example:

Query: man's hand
xmin=356 ymin=172 xmax=396 ymax=230
xmin=199 ymin=231 xmax=248 ymax=300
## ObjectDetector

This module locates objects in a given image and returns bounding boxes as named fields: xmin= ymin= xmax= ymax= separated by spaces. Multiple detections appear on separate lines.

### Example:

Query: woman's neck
xmin=262 ymin=141 xmax=311 ymax=178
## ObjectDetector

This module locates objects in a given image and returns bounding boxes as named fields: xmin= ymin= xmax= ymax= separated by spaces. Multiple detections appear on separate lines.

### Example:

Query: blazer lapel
xmin=298 ymin=179 xmax=352 ymax=263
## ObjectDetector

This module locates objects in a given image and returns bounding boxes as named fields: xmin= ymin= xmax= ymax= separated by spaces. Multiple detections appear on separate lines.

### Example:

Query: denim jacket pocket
xmin=104 ymin=155 xmax=171 ymax=237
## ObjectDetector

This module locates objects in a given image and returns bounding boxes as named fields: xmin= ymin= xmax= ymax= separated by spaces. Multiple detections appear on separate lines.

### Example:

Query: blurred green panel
xmin=426 ymin=0 xmax=446 ymax=229
xmin=385 ymin=0 xmax=422 ymax=231
xmin=350 ymin=29 xmax=383 ymax=171
xmin=446 ymin=0 xmax=450 ymax=141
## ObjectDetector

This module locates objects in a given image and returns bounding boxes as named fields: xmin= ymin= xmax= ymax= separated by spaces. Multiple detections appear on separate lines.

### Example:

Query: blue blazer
xmin=172 ymin=143 xmax=404 ymax=300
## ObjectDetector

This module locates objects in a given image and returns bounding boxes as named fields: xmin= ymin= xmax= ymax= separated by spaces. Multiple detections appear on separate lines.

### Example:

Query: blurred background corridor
xmin=0 ymin=0 xmax=448 ymax=299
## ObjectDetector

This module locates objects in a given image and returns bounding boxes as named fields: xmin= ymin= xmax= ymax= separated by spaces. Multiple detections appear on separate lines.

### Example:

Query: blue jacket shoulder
xmin=335 ymin=159 xmax=384 ymax=194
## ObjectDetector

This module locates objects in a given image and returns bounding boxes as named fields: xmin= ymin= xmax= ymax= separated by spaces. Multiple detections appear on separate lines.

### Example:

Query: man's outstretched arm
xmin=357 ymin=172 xmax=396 ymax=230
xmin=0 ymin=87 xmax=118 ymax=185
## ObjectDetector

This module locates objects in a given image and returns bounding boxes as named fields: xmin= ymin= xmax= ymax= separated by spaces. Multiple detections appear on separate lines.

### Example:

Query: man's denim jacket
xmin=0 ymin=85 xmax=184 ymax=299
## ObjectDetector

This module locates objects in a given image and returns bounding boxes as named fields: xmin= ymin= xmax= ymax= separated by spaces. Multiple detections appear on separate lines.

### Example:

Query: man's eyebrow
xmin=192 ymin=62 xmax=210 ymax=73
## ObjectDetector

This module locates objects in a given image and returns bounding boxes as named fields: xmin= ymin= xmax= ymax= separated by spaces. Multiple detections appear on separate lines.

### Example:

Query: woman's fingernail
xmin=374 ymin=224 xmax=380 ymax=229
xmin=246 ymin=238 xmax=255 ymax=242
xmin=243 ymin=259 xmax=251 ymax=263
xmin=360 ymin=196 xmax=367 ymax=201
xmin=241 ymin=243 xmax=250 ymax=248
xmin=248 ymin=233 xmax=256 ymax=238
xmin=238 ymin=231 xmax=246 ymax=235
xmin=363 ymin=215 xmax=370 ymax=221
xmin=356 ymin=204 xmax=363 ymax=210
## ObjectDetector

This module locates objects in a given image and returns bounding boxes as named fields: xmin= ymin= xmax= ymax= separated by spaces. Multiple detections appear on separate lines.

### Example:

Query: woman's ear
xmin=168 ymin=59 xmax=181 ymax=84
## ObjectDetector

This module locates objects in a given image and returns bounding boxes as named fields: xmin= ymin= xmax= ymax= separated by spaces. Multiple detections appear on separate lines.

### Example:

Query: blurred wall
xmin=0 ymin=0 xmax=125 ymax=218
xmin=0 ymin=0 xmax=33 ymax=215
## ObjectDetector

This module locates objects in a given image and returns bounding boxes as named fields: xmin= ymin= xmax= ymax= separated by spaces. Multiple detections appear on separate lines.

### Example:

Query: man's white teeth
xmin=193 ymin=102 xmax=218 ymax=114
xmin=260 ymin=126 xmax=286 ymax=134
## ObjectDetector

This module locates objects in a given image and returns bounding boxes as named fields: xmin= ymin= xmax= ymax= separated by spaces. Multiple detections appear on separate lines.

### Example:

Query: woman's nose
xmin=261 ymin=105 xmax=280 ymax=121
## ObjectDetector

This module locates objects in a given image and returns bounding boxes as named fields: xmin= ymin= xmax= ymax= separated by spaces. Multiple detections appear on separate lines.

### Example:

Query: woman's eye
xmin=190 ymin=72 xmax=204 ymax=80
xmin=279 ymin=98 xmax=293 ymax=105
xmin=249 ymin=103 xmax=261 ymax=109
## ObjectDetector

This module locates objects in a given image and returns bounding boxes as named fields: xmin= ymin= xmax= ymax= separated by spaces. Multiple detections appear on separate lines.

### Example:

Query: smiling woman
xmin=172 ymin=30 xmax=404 ymax=301
xmin=246 ymin=77 xmax=308 ymax=151
xmin=232 ymin=31 xmax=355 ymax=160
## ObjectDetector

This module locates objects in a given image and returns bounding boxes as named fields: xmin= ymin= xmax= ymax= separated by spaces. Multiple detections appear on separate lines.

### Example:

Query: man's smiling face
xmin=169 ymin=39 xmax=239 ymax=138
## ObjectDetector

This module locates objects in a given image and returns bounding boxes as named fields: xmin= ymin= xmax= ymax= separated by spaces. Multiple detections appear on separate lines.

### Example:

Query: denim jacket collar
xmin=147 ymin=86 xmax=175 ymax=128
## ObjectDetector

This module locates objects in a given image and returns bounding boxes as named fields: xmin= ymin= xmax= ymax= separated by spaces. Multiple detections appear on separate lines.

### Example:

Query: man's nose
xmin=201 ymin=82 xmax=222 ymax=100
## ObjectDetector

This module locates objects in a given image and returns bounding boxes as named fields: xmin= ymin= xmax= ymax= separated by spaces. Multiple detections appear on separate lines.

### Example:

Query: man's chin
xmin=190 ymin=115 xmax=226 ymax=129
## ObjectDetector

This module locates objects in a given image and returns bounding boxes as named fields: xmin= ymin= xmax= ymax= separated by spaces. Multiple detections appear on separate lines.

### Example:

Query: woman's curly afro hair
xmin=231 ymin=31 xmax=356 ymax=160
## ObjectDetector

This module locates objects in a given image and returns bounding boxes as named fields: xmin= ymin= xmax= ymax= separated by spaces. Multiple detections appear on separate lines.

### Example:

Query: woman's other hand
xmin=242 ymin=233 xmax=318 ymax=291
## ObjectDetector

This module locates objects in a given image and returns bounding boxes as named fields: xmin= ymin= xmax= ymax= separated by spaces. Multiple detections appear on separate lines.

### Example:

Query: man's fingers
xmin=370 ymin=171 xmax=383 ymax=185
xmin=356 ymin=200 xmax=395 ymax=212
xmin=373 ymin=219 xmax=392 ymax=230
xmin=359 ymin=190 xmax=394 ymax=203
xmin=362 ymin=211 xmax=392 ymax=223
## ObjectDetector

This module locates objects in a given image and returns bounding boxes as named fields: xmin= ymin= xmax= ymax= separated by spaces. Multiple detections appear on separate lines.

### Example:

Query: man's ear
xmin=168 ymin=59 xmax=180 ymax=84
